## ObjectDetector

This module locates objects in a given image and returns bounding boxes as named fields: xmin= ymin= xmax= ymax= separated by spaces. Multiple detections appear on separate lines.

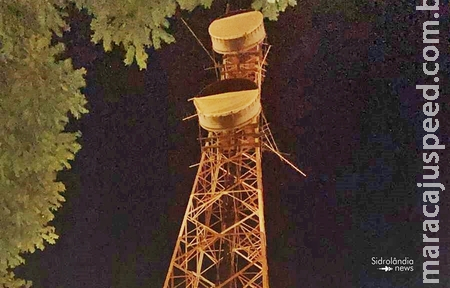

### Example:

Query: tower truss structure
xmin=163 ymin=10 xmax=280 ymax=288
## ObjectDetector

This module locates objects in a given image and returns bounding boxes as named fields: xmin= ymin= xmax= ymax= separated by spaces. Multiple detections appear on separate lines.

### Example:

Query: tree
xmin=0 ymin=0 xmax=295 ymax=286
xmin=0 ymin=1 xmax=87 ymax=287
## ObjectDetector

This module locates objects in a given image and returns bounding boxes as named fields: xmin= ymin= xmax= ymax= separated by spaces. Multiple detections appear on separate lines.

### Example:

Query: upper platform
xmin=193 ymin=79 xmax=261 ymax=131
xmin=208 ymin=10 xmax=266 ymax=54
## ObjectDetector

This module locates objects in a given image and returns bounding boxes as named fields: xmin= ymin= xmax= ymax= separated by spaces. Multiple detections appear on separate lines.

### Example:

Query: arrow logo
xmin=378 ymin=266 xmax=393 ymax=272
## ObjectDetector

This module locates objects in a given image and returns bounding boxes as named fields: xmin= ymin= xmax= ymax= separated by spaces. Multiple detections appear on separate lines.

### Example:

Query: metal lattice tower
xmin=164 ymin=11 xmax=274 ymax=288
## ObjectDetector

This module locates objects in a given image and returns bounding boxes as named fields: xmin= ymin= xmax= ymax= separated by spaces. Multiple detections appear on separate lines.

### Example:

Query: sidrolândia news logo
xmin=371 ymin=257 xmax=414 ymax=272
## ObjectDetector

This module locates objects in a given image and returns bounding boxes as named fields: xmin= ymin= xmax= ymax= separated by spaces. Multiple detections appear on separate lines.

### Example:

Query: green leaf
xmin=102 ymin=33 xmax=112 ymax=52
xmin=124 ymin=45 xmax=135 ymax=66
xmin=135 ymin=45 xmax=147 ymax=70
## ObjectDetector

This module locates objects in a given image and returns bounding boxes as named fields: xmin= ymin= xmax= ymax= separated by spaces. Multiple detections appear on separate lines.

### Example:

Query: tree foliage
xmin=0 ymin=0 xmax=88 ymax=286
xmin=0 ymin=0 xmax=295 ymax=286
xmin=74 ymin=0 xmax=296 ymax=69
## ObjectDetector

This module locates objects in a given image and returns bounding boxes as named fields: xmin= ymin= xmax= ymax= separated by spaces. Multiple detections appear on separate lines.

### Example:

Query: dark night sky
xmin=16 ymin=0 xmax=449 ymax=287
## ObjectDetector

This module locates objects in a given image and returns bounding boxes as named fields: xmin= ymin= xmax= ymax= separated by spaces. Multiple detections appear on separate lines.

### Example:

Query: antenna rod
xmin=180 ymin=17 xmax=217 ymax=66
xmin=263 ymin=142 xmax=307 ymax=177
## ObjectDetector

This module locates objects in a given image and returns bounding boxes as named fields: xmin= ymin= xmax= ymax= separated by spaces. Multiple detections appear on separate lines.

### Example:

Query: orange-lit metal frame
xmin=163 ymin=14 xmax=270 ymax=288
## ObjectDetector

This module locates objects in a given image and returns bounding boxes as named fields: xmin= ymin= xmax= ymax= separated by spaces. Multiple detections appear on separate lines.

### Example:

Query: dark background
xmin=16 ymin=0 xmax=449 ymax=287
